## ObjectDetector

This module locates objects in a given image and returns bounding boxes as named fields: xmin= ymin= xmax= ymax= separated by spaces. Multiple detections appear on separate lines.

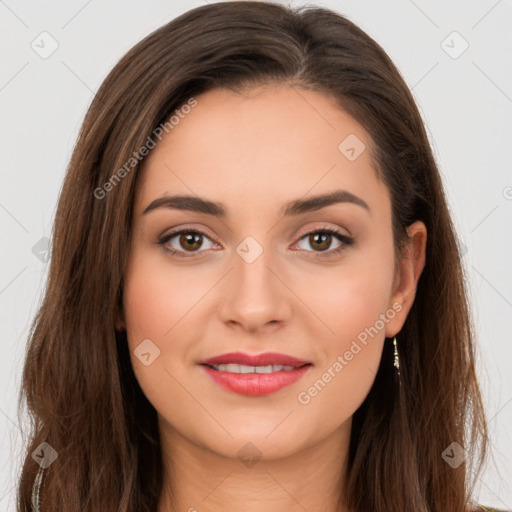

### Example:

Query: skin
xmin=118 ymin=84 xmax=427 ymax=512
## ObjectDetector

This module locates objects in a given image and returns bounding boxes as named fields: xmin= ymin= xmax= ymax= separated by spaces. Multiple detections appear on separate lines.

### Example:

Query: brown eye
xmin=179 ymin=232 xmax=203 ymax=251
xmin=308 ymin=232 xmax=333 ymax=252
xmin=158 ymin=229 xmax=217 ymax=257
xmin=295 ymin=227 xmax=354 ymax=257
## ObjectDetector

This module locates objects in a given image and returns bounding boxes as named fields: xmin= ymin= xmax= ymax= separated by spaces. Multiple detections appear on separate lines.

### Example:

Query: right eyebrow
xmin=142 ymin=195 xmax=225 ymax=216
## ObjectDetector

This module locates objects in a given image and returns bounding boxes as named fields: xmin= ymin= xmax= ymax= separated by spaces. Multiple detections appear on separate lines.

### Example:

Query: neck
xmin=156 ymin=419 xmax=351 ymax=512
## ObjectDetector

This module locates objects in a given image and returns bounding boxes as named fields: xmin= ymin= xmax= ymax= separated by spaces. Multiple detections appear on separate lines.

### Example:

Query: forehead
xmin=133 ymin=85 xmax=389 ymax=219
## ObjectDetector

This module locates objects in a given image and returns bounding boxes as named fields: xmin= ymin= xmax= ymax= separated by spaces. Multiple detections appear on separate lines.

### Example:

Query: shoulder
xmin=469 ymin=505 xmax=511 ymax=512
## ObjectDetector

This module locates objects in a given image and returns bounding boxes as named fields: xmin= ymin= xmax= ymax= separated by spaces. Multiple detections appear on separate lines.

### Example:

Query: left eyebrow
xmin=141 ymin=189 xmax=370 ymax=217
xmin=280 ymin=190 xmax=370 ymax=216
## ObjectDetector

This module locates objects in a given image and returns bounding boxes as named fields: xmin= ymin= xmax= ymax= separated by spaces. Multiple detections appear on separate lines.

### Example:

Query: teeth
xmin=210 ymin=363 xmax=297 ymax=373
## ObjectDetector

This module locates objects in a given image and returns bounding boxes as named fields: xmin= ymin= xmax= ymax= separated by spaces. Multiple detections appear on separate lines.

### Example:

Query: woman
xmin=16 ymin=2 xmax=504 ymax=511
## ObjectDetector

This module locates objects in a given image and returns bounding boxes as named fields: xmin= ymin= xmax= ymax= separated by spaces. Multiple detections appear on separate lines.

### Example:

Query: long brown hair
xmin=16 ymin=2 xmax=488 ymax=511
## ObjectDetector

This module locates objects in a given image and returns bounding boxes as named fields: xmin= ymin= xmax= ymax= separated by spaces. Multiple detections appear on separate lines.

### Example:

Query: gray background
xmin=1 ymin=0 xmax=511 ymax=510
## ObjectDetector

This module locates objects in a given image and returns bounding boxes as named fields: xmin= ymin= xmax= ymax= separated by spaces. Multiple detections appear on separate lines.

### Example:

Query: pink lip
xmin=200 ymin=351 xmax=311 ymax=367
xmin=201 ymin=365 xmax=311 ymax=396
xmin=199 ymin=352 xmax=313 ymax=397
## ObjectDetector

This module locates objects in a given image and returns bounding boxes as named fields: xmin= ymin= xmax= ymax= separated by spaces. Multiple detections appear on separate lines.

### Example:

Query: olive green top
xmin=30 ymin=466 xmax=510 ymax=512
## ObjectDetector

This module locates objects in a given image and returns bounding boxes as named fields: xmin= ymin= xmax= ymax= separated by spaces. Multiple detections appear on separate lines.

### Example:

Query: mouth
xmin=204 ymin=363 xmax=308 ymax=373
xmin=199 ymin=352 xmax=313 ymax=396
xmin=200 ymin=351 xmax=311 ymax=367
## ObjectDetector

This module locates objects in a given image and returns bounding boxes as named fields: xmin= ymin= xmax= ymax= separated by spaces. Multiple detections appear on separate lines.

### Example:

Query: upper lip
xmin=200 ymin=352 xmax=312 ymax=367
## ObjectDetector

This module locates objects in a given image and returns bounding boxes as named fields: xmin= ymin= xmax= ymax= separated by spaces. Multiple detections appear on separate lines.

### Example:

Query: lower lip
xmin=200 ymin=364 xmax=312 ymax=396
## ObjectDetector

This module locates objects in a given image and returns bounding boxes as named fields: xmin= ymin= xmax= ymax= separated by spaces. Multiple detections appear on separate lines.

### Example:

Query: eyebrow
xmin=142 ymin=189 xmax=370 ymax=217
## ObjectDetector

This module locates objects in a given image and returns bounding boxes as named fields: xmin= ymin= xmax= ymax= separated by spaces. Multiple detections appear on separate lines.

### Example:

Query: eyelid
xmin=293 ymin=225 xmax=354 ymax=255
xmin=157 ymin=224 xmax=221 ymax=256
xmin=295 ymin=223 xmax=351 ymax=240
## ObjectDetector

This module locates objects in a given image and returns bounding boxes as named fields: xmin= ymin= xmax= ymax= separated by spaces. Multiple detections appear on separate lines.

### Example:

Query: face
xmin=120 ymin=84 xmax=425 ymax=462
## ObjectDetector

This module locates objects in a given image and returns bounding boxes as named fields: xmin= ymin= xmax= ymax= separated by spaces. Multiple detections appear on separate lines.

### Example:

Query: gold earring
xmin=393 ymin=336 xmax=400 ymax=377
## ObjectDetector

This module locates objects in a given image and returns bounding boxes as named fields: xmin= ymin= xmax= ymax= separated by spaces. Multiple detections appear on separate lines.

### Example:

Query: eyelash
xmin=157 ymin=225 xmax=354 ymax=259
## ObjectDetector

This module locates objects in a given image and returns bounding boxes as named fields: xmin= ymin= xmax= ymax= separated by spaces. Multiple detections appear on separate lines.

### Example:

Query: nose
xmin=217 ymin=239 xmax=292 ymax=333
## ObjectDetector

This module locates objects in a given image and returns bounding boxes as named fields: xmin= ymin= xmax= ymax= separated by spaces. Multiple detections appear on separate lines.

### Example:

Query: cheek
xmin=122 ymin=254 xmax=198 ymax=413
xmin=123 ymin=252 xmax=210 ymax=341
xmin=295 ymin=265 xmax=393 ymax=423
xmin=296 ymin=238 xmax=395 ymax=405
xmin=303 ymin=249 xmax=395 ymax=346
xmin=122 ymin=252 xmax=226 ymax=398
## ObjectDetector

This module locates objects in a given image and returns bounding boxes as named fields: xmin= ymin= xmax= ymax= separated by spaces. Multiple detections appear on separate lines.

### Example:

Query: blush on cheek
xmin=123 ymin=258 xmax=190 ymax=337
xmin=123 ymin=258 xmax=220 ymax=379
xmin=310 ymin=278 xmax=389 ymax=342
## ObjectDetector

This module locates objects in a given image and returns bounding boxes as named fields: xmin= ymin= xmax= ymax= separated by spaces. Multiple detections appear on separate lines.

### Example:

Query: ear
xmin=384 ymin=220 xmax=427 ymax=337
